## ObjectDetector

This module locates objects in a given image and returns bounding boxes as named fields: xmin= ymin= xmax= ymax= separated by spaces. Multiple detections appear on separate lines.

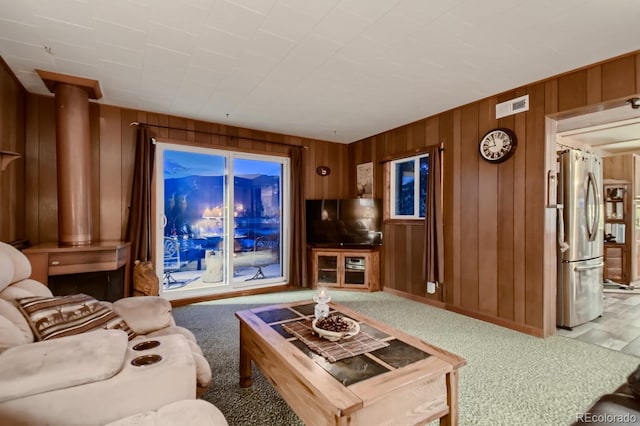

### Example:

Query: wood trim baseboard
xmin=444 ymin=305 xmax=545 ymax=337
xmin=169 ymin=284 xmax=300 ymax=307
xmin=171 ymin=284 xmax=547 ymax=337
xmin=383 ymin=287 xmax=447 ymax=309
xmin=383 ymin=287 xmax=545 ymax=337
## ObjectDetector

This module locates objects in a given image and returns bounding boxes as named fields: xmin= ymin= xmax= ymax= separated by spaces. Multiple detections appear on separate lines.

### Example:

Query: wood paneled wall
xmin=349 ymin=50 xmax=640 ymax=337
xmin=22 ymin=98 xmax=349 ymax=247
xmin=0 ymin=60 xmax=26 ymax=243
xmin=4 ymin=50 xmax=640 ymax=337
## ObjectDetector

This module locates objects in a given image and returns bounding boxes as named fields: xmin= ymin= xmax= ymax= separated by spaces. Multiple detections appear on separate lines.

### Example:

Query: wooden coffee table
xmin=236 ymin=300 xmax=466 ymax=425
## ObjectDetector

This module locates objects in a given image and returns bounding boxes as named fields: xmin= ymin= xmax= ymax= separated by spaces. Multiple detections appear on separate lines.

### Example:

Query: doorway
xmin=547 ymin=101 xmax=640 ymax=334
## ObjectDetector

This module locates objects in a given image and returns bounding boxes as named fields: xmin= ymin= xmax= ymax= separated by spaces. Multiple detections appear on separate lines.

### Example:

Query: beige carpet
xmin=173 ymin=289 xmax=639 ymax=426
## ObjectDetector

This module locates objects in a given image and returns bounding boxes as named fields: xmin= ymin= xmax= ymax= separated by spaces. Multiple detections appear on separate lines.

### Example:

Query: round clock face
xmin=479 ymin=128 xmax=517 ymax=163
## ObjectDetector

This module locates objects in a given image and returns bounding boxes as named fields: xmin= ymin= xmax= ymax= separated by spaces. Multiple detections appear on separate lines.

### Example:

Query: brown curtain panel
xmin=125 ymin=126 xmax=155 ymax=269
xmin=289 ymin=147 xmax=307 ymax=287
xmin=423 ymin=145 xmax=443 ymax=286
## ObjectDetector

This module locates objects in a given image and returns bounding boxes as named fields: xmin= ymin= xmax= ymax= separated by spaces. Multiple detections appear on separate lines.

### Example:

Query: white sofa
xmin=0 ymin=242 xmax=225 ymax=426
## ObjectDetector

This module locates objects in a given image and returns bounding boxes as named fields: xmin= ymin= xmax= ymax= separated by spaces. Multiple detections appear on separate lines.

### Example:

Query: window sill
xmin=384 ymin=219 xmax=425 ymax=226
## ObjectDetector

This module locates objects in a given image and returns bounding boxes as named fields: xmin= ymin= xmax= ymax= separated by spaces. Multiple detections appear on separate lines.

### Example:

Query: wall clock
xmin=316 ymin=166 xmax=331 ymax=176
xmin=479 ymin=128 xmax=517 ymax=163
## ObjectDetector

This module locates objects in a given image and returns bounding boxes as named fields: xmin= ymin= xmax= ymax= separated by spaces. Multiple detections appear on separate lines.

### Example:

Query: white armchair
xmin=0 ymin=242 xmax=220 ymax=426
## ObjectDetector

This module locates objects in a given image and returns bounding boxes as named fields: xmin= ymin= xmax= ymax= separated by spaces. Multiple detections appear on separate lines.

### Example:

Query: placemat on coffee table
xmin=282 ymin=319 xmax=389 ymax=362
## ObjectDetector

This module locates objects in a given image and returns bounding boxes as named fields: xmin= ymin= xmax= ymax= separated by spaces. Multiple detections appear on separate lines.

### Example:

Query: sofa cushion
xmin=0 ymin=249 xmax=14 ymax=292
xmin=17 ymin=294 xmax=137 ymax=341
xmin=113 ymin=296 xmax=175 ymax=334
xmin=0 ymin=241 xmax=32 ymax=284
xmin=11 ymin=278 xmax=54 ymax=298
xmin=0 ymin=315 xmax=28 ymax=353
xmin=0 ymin=298 xmax=33 ymax=346
xmin=0 ymin=329 xmax=128 ymax=403
xmin=105 ymin=399 xmax=228 ymax=426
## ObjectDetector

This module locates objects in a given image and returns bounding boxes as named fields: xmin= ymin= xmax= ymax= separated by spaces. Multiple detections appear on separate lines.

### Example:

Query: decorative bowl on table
xmin=312 ymin=315 xmax=360 ymax=342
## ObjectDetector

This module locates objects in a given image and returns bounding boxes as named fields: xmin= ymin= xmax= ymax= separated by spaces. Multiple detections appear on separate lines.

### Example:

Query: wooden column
xmin=36 ymin=70 xmax=102 ymax=246
xmin=55 ymin=83 xmax=92 ymax=246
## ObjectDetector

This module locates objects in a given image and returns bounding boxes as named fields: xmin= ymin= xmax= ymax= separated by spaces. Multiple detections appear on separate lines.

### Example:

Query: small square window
xmin=390 ymin=154 xmax=429 ymax=219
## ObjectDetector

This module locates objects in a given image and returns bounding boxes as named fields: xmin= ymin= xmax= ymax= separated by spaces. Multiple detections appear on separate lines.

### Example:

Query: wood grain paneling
xmin=5 ymin=49 xmax=640 ymax=337
xmin=348 ymin=50 xmax=640 ymax=337
xmin=35 ymin=96 xmax=58 ymax=244
xmin=602 ymin=55 xmax=637 ymax=101
xmin=524 ymin=82 xmax=546 ymax=329
xmin=20 ymin=96 xmax=347 ymax=249
xmin=512 ymin=90 xmax=527 ymax=324
xmin=99 ymin=105 xmax=123 ymax=241
xmin=459 ymin=103 xmax=479 ymax=312
xmin=477 ymin=98 xmax=498 ymax=317
xmin=496 ymin=95 xmax=516 ymax=321
xmin=0 ymin=60 xmax=26 ymax=243
xmin=558 ymin=71 xmax=587 ymax=112
xmin=586 ymin=66 xmax=603 ymax=105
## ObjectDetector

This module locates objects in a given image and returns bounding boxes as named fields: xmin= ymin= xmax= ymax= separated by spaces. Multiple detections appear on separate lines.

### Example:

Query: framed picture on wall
xmin=356 ymin=162 xmax=373 ymax=198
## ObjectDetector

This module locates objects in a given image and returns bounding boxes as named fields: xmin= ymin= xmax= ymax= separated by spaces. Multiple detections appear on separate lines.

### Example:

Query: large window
xmin=389 ymin=153 xmax=429 ymax=219
xmin=155 ymin=142 xmax=289 ymax=300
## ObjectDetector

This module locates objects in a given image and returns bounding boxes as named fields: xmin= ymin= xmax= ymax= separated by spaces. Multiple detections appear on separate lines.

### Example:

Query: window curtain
xmin=423 ymin=145 xmax=443 ymax=287
xmin=289 ymin=147 xmax=307 ymax=287
xmin=125 ymin=126 xmax=155 ymax=274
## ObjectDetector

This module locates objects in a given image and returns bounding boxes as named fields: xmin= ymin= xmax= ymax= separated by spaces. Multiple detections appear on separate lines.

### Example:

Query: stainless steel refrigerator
xmin=557 ymin=149 xmax=604 ymax=329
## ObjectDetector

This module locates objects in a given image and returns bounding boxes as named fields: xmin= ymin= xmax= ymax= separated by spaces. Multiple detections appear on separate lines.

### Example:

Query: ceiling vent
xmin=496 ymin=95 xmax=529 ymax=119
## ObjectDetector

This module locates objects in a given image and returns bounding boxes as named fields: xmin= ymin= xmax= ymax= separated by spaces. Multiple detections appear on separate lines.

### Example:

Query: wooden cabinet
xmin=23 ymin=241 xmax=132 ymax=300
xmin=604 ymin=244 xmax=626 ymax=282
xmin=603 ymin=154 xmax=640 ymax=284
xmin=310 ymin=248 xmax=380 ymax=291
xmin=603 ymin=183 xmax=630 ymax=283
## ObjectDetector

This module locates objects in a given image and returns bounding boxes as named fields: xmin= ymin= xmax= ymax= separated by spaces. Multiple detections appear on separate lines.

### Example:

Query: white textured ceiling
xmin=1 ymin=0 xmax=640 ymax=143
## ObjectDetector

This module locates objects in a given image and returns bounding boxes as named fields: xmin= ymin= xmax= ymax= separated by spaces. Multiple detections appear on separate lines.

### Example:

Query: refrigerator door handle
xmin=574 ymin=262 xmax=604 ymax=272
xmin=585 ymin=171 xmax=600 ymax=242
xmin=557 ymin=204 xmax=570 ymax=252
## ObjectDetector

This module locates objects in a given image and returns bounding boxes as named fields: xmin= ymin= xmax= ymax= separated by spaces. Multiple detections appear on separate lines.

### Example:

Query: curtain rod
xmin=130 ymin=121 xmax=307 ymax=149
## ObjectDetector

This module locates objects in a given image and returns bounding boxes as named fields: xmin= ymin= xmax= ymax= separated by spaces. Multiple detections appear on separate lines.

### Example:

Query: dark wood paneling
xmin=36 ymin=96 xmax=58 ymax=244
xmin=6 ymin=50 xmax=640 ymax=337
xmin=586 ymin=66 xmax=603 ymax=105
xmin=496 ymin=96 xmax=515 ymax=321
xmin=558 ymin=71 xmax=587 ymax=112
xmin=89 ymin=102 xmax=102 ymax=242
xmin=602 ymin=55 xmax=637 ymax=101
xmin=524 ymin=82 xmax=546 ymax=329
xmin=477 ymin=98 xmax=498 ymax=316
xmin=348 ymin=50 xmax=640 ymax=337
xmin=409 ymin=223 xmax=425 ymax=295
xmin=0 ymin=61 xmax=26 ymax=243
xmin=459 ymin=103 xmax=479 ymax=312
xmin=441 ymin=111 xmax=455 ymax=306
xmin=21 ymin=97 xmax=347 ymax=246
xmin=305 ymin=139 xmax=349 ymax=200
xmin=99 ymin=104 xmax=123 ymax=241
xmin=512 ymin=90 xmax=527 ymax=324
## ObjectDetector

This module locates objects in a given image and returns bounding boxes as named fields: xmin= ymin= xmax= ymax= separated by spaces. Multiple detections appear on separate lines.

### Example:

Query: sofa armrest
xmin=0 ymin=329 xmax=127 ymax=402
xmin=112 ymin=296 xmax=175 ymax=334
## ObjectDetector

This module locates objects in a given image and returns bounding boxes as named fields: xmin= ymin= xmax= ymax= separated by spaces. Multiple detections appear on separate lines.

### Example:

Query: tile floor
xmin=557 ymin=291 xmax=640 ymax=357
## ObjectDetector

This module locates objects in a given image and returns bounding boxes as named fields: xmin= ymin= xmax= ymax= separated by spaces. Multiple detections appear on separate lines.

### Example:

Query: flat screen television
xmin=306 ymin=198 xmax=383 ymax=247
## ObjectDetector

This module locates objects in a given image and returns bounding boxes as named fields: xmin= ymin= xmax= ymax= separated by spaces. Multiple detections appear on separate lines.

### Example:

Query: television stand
xmin=310 ymin=247 xmax=380 ymax=291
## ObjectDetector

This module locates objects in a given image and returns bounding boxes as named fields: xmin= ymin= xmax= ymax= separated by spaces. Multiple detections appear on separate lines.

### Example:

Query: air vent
xmin=496 ymin=95 xmax=529 ymax=119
